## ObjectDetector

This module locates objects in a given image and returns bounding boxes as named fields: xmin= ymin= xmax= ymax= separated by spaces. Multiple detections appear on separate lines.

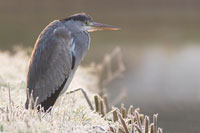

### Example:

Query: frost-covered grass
xmin=0 ymin=49 xmax=108 ymax=132
xmin=0 ymin=49 xmax=163 ymax=133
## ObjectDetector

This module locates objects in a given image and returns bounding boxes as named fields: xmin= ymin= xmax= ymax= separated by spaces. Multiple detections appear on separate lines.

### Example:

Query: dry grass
xmin=0 ymin=48 xmax=163 ymax=132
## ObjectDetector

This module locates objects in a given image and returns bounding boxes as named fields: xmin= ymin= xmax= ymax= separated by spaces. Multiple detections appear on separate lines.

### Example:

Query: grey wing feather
xmin=26 ymin=20 xmax=73 ymax=104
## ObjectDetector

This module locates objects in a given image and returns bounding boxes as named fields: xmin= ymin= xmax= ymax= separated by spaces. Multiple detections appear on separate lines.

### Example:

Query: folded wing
xmin=25 ymin=21 xmax=74 ymax=111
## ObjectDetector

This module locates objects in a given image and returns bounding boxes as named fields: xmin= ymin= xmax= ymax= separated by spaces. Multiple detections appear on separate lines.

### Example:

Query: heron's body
xmin=25 ymin=13 xmax=118 ymax=111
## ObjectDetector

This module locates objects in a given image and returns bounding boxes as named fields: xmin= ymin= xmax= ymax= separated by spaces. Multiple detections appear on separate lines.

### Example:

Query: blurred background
xmin=0 ymin=0 xmax=200 ymax=132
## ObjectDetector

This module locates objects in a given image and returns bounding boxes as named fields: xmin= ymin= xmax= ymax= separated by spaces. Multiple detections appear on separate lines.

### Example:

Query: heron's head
xmin=61 ymin=13 xmax=119 ymax=32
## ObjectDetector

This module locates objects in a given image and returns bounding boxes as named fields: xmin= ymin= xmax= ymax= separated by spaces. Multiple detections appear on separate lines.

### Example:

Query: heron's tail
xmin=38 ymin=77 xmax=68 ymax=112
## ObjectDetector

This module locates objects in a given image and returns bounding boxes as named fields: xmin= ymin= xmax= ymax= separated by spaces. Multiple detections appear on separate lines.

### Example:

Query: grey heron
xmin=25 ymin=13 xmax=119 ymax=111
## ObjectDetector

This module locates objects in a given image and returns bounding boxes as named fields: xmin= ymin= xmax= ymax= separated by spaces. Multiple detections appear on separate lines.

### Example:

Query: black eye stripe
xmin=61 ymin=14 xmax=93 ymax=22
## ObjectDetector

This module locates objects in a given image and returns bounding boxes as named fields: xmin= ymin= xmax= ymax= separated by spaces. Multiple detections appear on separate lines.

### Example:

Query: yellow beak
xmin=88 ymin=22 xmax=119 ymax=32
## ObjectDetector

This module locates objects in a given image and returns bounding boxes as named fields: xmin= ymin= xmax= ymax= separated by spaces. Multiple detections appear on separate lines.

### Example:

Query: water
xmin=106 ymin=44 xmax=200 ymax=132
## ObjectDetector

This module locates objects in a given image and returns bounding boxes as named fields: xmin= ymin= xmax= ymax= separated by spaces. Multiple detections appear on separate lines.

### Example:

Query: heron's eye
xmin=85 ymin=21 xmax=89 ymax=25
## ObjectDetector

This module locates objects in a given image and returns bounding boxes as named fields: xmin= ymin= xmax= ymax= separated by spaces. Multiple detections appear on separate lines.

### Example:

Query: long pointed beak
xmin=88 ymin=22 xmax=119 ymax=32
